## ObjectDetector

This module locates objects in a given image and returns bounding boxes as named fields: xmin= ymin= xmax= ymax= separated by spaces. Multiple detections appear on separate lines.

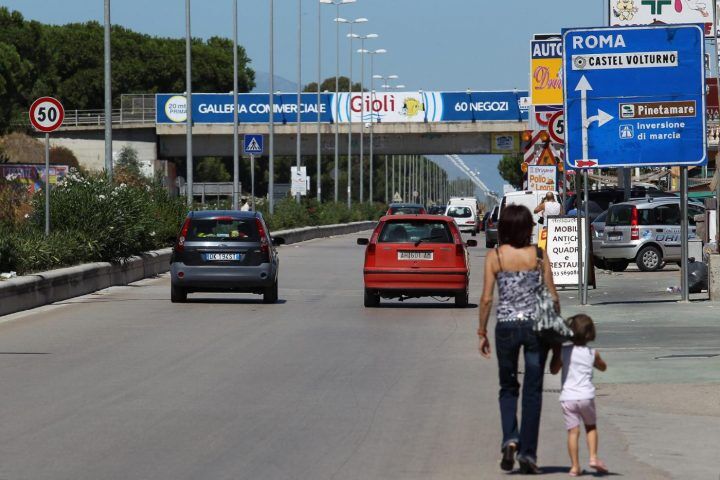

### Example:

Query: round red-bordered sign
xmin=548 ymin=111 xmax=565 ymax=144
xmin=29 ymin=97 xmax=65 ymax=133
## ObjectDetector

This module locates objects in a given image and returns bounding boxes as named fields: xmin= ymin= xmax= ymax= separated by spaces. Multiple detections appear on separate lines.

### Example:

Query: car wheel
xmin=364 ymin=289 xmax=380 ymax=308
xmin=171 ymin=284 xmax=187 ymax=303
xmin=608 ymin=260 xmax=629 ymax=272
xmin=263 ymin=279 xmax=279 ymax=304
xmin=455 ymin=288 xmax=469 ymax=307
xmin=593 ymin=256 xmax=607 ymax=270
xmin=637 ymin=246 xmax=662 ymax=272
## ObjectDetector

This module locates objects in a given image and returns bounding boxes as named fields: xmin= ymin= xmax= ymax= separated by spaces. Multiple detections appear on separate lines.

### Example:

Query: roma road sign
xmin=562 ymin=25 xmax=706 ymax=169
xmin=29 ymin=97 xmax=64 ymax=133
xmin=243 ymin=134 xmax=264 ymax=155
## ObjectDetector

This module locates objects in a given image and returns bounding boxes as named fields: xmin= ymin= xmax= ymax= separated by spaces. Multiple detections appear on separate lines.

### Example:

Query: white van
xmin=499 ymin=191 xmax=559 ymax=244
xmin=445 ymin=197 xmax=480 ymax=236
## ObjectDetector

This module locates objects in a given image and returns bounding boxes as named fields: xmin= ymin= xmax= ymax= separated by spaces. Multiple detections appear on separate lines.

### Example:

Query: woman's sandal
xmin=589 ymin=458 xmax=609 ymax=474
xmin=568 ymin=468 xmax=582 ymax=477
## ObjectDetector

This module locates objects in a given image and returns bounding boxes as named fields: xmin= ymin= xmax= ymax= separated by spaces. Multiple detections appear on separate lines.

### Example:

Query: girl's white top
xmin=543 ymin=201 xmax=561 ymax=223
xmin=559 ymin=344 xmax=595 ymax=402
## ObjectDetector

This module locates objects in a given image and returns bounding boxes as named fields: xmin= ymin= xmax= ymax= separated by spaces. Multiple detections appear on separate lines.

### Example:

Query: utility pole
xmin=104 ymin=0 xmax=113 ymax=180
xmin=185 ymin=0 xmax=193 ymax=208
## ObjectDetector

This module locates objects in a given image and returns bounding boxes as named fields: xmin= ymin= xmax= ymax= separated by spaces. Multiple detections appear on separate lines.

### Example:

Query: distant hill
xmin=252 ymin=72 xmax=299 ymax=93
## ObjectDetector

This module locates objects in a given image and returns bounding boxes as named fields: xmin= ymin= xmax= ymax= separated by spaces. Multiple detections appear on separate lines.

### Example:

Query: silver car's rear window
xmin=187 ymin=218 xmax=260 ymax=242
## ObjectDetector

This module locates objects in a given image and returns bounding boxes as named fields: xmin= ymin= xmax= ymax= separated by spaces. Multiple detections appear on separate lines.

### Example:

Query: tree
xmin=304 ymin=76 xmax=362 ymax=92
xmin=116 ymin=145 xmax=141 ymax=177
xmin=497 ymin=154 xmax=524 ymax=189
xmin=197 ymin=157 xmax=230 ymax=182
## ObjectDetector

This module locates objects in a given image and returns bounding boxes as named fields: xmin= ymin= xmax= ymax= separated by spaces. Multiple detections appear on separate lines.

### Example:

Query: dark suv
xmin=170 ymin=211 xmax=284 ymax=303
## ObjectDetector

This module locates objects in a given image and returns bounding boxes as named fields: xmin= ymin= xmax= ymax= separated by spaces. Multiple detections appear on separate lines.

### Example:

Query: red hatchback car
xmin=358 ymin=214 xmax=476 ymax=307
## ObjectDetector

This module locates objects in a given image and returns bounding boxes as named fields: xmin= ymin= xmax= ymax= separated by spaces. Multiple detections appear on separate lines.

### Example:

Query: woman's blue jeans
xmin=495 ymin=321 xmax=549 ymax=464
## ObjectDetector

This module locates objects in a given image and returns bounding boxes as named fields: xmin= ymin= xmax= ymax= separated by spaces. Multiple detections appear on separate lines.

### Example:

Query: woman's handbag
xmin=533 ymin=247 xmax=573 ymax=342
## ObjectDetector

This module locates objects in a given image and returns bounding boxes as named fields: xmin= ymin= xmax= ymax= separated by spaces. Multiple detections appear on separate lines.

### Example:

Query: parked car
xmin=593 ymin=198 xmax=704 ymax=272
xmin=358 ymin=214 xmax=476 ymax=307
xmin=485 ymin=205 xmax=499 ymax=248
xmin=386 ymin=203 xmax=426 ymax=215
xmin=170 ymin=211 xmax=284 ymax=303
xmin=564 ymin=186 xmax=675 ymax=216
xmin=427 ymin=205 xmax=445 ymax=215
xmin=445 ymin=204 xmax=479 ymax=236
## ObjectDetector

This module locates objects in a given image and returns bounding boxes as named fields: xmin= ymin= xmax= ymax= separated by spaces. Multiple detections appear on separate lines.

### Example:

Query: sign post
xmin=29 ymin=96 xmax=65 ymax=236
xmin=563 ymin=25 xmax=706 ymax=303
xmin=244 ymin=134 xmax=264 ymax=211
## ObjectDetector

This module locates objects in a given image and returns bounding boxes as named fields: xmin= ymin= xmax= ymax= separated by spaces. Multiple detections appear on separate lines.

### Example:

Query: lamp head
xmin=366 ymin=33 xmax=379 ymax=38
xmin=375 ymin=49 xmax=387 ymax=54
xmin=334 ymin=17 xmax=347 ymax=22
xmin=354 ymin=17 xmax=368 ymax=23
xmin=372 ymin=75 xmax=383 ymax=79
xmin=388 ymin=75 xmax=399 ymax=79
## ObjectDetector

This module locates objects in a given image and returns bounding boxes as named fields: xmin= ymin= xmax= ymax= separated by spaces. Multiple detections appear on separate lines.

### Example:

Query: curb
xmin=0 ymin=220 xmax=375 ymax=317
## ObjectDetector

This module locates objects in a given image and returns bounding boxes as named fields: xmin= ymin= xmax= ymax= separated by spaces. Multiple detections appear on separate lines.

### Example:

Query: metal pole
xmin=232 ymin=0 xmax=239 ymax=210
xmin=384 ymin=155 xmax=388 ymax=203
xmin=104 ymin=0 xmax=113 ymax=180
xmin=369 ymin=55 xmax=374 ymax=203
xmin=269 ymin=0 xmax=275 ymax=213
xmin=316 ymin=0 xmax=322 ymax=202
xmin=185 ymin=0 xmax=193 ymax=208
xmin=359 ymin=40 xmax=365 ymax=203
xmin=334 ymin=3 xmax=340 ymax=202
xmin=680 ymin=167 xmax=689 ymax=301
xmin=346 ymin=24 xmax=353 ymax=208
xmin=44 ymin=133 xmax=50 ymax=236
xmin=582 ymin=169 xmax=590 ymax=305
xmin=251 ymin=153 xmax=256 ymax=211
xmin=714 ymin=12 xmax=720 ymax=251
xmin=391 ymin=154 xmax=395 ymax=200
xmin=296 ymin=0 xmax=302 ymax=203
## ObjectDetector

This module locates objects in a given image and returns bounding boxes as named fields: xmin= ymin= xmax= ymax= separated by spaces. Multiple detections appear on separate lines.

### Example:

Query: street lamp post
xmin=337 ymin=18 xmax=367 ymax=207
xmin=104 ymin=0 xmax=112 ymax=181
xmin=232 ymin=0 xmax=239 ymax=210
xmin=269 ymin=0 xmax=275 ymax=213
xmin=353 ymin=34 xmax=378 ymax=203
xmin=323 ymin=0 xmax=356 ymax=203
xmin=365 ymin=49 xmax=386 ymax=203
xmin=296 ymin=0 xmax=302 ymax=204
xmin=185 ymin=0 xmax=193 ymax=208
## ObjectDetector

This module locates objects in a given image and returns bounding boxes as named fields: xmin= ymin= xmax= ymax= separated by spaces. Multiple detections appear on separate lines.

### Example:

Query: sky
xmin=0 ymin=0 xmax=607 ymax=195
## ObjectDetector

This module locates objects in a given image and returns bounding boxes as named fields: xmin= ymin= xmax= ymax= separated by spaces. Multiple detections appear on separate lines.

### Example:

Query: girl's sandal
xmin=589 ymin=458 xmax=609 ymax=474
xmin=568 ymin=468 xmax=582 ymax=477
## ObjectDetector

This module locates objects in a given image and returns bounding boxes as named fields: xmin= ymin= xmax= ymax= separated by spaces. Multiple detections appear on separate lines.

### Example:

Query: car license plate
xmin=607 ymin=234 xmax=622 ymax=242
xmin=204 ymin=253 xmax=241 ymax=261
xmin=398 ymin=251 xmax=433 ymax=261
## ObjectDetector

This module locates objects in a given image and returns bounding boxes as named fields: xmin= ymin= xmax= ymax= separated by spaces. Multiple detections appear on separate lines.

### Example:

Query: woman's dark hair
xmin=568 ymin=314 xmax=596 ymax=345
xmin=498 ymin=204 xmax=534 ymax=248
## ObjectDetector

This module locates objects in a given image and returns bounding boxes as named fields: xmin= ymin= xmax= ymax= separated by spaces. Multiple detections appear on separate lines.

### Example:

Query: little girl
xmin=550 ymin=314 xmax=608 ymax=476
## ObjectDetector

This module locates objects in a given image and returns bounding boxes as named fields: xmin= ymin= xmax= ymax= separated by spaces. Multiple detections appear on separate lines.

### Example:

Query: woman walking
xmin=477 ymin=204 xmax=560 ymax=474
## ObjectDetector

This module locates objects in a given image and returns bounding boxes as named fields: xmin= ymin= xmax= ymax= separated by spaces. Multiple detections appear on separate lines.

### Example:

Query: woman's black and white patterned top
xmin=496 ymin=269 xmax=540 ymax=324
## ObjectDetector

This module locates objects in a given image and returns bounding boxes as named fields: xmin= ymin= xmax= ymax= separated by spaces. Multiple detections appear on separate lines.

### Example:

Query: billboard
xmin=531 ymin=38 xmax=563 ymax=106
xmin=609 ymin=0 xmax=716 ymax=36
xmin=528 ymin=165 xmax=557 ymax=191
xmin=0 ymin=164 xmax=69 ymax=193
xmin=156 ymin=91 xmax=529 ymax=124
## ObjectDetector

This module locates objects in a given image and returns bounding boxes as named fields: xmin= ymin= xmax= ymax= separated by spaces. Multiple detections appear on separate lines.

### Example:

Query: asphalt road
xmin=0 ymin=232 xmax=715 ymax=479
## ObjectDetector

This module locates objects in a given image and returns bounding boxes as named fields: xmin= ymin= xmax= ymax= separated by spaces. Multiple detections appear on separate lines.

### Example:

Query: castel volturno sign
xmin=563 ymin=25 xmax=706 ymax=169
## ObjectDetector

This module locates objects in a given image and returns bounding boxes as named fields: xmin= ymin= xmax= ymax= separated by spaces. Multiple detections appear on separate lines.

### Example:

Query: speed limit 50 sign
xmin=548 ymin=111 xmax=564 ymax=145
xmin=29 ymin=97 xmax=65 ymax=132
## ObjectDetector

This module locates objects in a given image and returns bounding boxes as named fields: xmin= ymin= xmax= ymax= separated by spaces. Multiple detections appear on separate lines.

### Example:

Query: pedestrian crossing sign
xmin=244 ymin=134 xmax=264 ymax=154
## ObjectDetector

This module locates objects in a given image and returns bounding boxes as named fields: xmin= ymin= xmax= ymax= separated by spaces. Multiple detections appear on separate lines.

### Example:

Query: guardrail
xmin=13 ymin=108 xmax=157 ymax=128
xmin=0 ymin=221 xmax=375 ymax=317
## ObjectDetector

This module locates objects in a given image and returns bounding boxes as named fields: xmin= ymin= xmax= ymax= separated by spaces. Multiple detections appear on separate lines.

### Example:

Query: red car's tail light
xmin=255 ymin=218 xmax=270 ymax=260
xmin=175 ymin=217 xmax=191 ymax=253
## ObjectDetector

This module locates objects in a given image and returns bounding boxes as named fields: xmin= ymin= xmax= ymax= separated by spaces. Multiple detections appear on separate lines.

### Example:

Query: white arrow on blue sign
xmin=243 ymin=134 xmax=264 ymax=154
xmin=563 ymin=25 xmax=707 ymax=169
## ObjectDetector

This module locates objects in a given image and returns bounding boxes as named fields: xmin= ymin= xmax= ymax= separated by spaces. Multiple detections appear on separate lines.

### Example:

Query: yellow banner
xmin=531 ymin=58 xmax=563 ymax=106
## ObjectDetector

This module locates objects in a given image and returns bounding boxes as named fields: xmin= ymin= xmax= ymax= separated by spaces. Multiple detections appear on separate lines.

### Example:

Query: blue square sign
xmin=563 ymin=25 xmax=706 ymax=169
xmin=243 ymin=134 xmax=264 ymax=155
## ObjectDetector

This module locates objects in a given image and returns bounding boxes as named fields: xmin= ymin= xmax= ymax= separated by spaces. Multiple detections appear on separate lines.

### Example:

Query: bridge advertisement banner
xmin=155 ymin=91 xmax=529 ymax=124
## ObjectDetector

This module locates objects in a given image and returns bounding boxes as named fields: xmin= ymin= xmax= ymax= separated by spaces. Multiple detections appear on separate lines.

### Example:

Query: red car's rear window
xmin=378 ymin=221 xmax=452 ymax=243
